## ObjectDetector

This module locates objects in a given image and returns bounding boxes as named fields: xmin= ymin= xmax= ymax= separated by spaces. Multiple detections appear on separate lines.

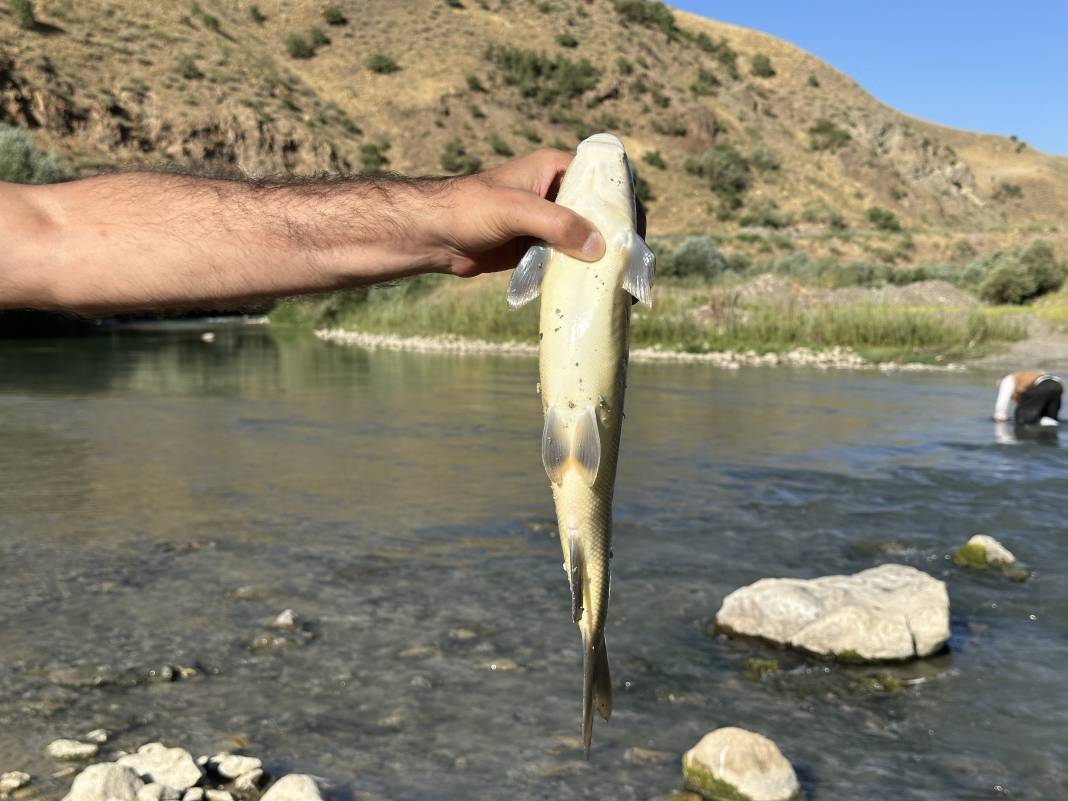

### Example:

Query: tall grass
xmin=273 ymin=277 xmax=1026 ymax=362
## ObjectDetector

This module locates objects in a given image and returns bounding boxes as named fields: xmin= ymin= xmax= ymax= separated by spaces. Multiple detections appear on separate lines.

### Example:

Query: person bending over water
xmin=0 ymin=150 xmax=606 ymax=314
xmin=993 ymin=371 xmax=1062 ymax=427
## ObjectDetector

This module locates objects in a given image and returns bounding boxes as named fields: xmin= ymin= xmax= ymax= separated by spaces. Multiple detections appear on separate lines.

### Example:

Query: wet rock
xmin=84 ymin=730 xmax=110 ymax=744
xmin=953 ymin=535 xmax=1016 ymax=568
xmin=270 ymin=610 xmax=298 ymax=630
xmin=623 ymin=746 xmax=675 ymax=765
xmin=213 ymin=756 xmax=262 ymax=781
xmin=46 ymin=740 xmax=100 ymax=760
xmin=228 ymin=586 xmax=267 ymax=601
xmin=448 ymin=628 xmax=478 ymax=641
xmin=715 ymin=564 xmax=949 ymax=662
xmin=205 ymin=791 xmax=233 ymax=801
xmin=182 ymin=789 xmax=204 ymax=801
xmin=1 ymin=772 xmax=31 ymax=795
xmin=118 ymin=744 xmax=203 ymax=792
xmin=137 ymin=784 xmax=181 ymax=801
xmin=481 ymin=658 xmax=518 ymax=671
xmin=52 ymin=768 xmax=78 ymax=780
xmin=232 ymin=770 xmax=264 ymax=795
xmin=259 ymin=776 xmax=322 ymax=801
xmin=64 ymin=764 xmax=144 ymax=801
xmin=682 ymin=727 xmax=799 ymax=801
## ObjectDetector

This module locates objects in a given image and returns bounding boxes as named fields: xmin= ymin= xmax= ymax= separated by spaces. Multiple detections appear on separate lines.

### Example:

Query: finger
xmin=500 ymin=189 xmax=604 ymax=262
xmin=486 ymin=149 xmax=574 ymax=197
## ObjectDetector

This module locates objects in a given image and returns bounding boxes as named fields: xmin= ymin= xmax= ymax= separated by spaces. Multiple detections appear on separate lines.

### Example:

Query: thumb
xmin=500 ymin=189 xmax=605 ymax=262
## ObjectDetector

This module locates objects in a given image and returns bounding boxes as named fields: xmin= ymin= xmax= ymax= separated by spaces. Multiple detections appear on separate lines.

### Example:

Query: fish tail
xmin=581 ymin=629 xmax=612 ymax=758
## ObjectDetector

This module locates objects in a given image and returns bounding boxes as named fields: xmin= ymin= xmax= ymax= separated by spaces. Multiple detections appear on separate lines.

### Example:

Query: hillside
xmin=2 ymin=0 xmax=1067 ymax=245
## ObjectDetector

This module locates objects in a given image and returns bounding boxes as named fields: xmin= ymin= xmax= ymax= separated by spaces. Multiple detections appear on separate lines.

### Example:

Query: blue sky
xmin=672 ymin=0 xmax=1068 ymax=156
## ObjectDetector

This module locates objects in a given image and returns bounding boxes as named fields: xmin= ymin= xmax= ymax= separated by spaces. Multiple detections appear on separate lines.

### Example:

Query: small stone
xmin=118 ymin=745 xmax=203 ymax=792
xmin=481 ymin=658 xmax=518 ymax=671
xmin=233 ymin=770 xmax=264 ymax=794
xmin=623 ymin=746 xmax=675 ymax=765
xmin=228 ymin=586 xmax=265 ymax=600
xmin=205 ymin=791 xmax=233 ymax=801
xmin=64 ymin=764 xmax=145 ymax=801
xmin=270 ymin=609 xmax=298 ymax=630
xmin=195 ymin=758 xmax=209 ymax=768
xmin=250 ymin=635 xmax=294 ymax=652
xmin=0 ymin=772 xmax=31 ymax=795
xmin=398 ymin=645 xmax=437 ymax=658
xmin=84 ymin=729 xmax=110 ymax=744
xmin=953 ymin=534 xmax=1016 ymax=568
xmin=448 ymin=628 xmax=478 ymax=641
xmin=46 ymin=740 xmax=99 ymax=760
xmin=183 ymin=789 xmax=204 ymax=801
xmin=52 ymin=767 xmax=78 ymax=780
xmin=259 ymin=775 xmax=322 ymax=801
xmin=683 ymin=727 xmax=799 ymax=801
xmin=137 ymin=784 xmax=180 ymax=801
xmin=215 ymin=756 xmax=262 ymax=781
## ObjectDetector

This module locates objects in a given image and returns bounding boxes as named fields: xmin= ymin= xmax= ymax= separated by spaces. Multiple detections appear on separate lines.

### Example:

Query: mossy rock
xmin=682 ymin=763 xmax=752 ymax=801
xmin=952 ymin=542 xmax=990 ymax=569
xmin=744 ymin=658 xmax=781 ymax=677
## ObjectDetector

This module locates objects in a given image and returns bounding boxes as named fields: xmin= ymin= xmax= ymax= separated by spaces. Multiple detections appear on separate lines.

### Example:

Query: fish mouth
xmin=578 ymin=132 xmax=624 ymax=150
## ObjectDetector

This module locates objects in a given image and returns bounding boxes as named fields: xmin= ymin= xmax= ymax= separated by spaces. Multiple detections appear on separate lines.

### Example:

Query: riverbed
xmin=1 ymin=324 xmax=1065 ymax=800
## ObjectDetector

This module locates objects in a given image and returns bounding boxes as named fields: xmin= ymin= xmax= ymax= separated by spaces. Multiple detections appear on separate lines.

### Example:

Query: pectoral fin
xmin=622 ymin=233 xmax=656 ymax=307
xmin=507 ymin=243 xmax=550 ymax=309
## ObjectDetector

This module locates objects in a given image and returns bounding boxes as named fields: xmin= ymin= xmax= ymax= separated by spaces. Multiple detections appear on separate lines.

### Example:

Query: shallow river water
xmin=1 ymin=324 xmax=1065 ymax=801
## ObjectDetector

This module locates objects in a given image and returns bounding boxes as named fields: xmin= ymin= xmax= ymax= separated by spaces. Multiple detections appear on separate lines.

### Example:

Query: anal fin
xmin=568 ymin=522 xmax=584 ymax=624
xmin=622 ymin=232 xmax=656 ymax=307
xmin=507 ymin=243 xmax=550 ymax=309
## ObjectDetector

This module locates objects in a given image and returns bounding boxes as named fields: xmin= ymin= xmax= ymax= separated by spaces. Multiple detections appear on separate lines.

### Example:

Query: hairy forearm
xmin=1 ymin=172 xmax=454 ymax=314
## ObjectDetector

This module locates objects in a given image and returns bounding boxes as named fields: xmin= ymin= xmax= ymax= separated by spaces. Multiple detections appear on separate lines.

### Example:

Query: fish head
xmin=563 ymin=132 xmax=637 ymax=225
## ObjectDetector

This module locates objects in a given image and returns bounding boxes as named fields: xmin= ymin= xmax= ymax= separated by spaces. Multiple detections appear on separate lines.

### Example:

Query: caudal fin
xmin=581 ymin=631 xmax=613 ymax=758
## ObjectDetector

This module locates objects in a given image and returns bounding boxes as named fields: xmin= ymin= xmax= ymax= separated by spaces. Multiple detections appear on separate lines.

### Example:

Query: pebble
xmin=232 ymin=770 xmax=263 ymax=794
xmin=213 ymin=756 xmax=262 ymax=781
xmin=269 ymin=610 xmax=298 ymax=630
xmin=205 ymin=791 xmax=233 ymax=801
xmin=481 ymin=658 xmax=518 ymax=671
xmin=46 ymin=739 xmax=100 ymax=760
xmin=623 ymin=746 xmax=675 ymax=765
xmin=84 ymin=729 xmax=110 ymax=744
xmin=259 ymin=776 xmax=323 ymax=801
xmin=0 ymin=772 xmax=31 ymax=795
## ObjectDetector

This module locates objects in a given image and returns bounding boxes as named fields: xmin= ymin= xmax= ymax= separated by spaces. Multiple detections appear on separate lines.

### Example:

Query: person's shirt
xmin=993 ymin=371 xmax=1060 ymax=420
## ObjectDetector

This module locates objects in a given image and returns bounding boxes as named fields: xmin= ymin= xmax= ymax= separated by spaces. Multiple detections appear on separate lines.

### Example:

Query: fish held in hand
xmin=506 ymin=132 xmax=655 ymax=756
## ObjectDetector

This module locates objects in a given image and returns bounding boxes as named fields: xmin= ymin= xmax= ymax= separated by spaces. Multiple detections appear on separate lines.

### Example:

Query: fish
xmin=506 ymin=132 xmax=655 ymax=756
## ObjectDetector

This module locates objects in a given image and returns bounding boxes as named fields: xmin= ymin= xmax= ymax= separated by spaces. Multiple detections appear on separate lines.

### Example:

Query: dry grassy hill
xmin=3 ymin=0 xmax=1067 ymax=243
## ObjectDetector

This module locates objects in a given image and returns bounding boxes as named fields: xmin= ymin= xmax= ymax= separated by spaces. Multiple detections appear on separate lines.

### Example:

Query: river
xmin=1 ymin=323 xmax=1065 ymax=800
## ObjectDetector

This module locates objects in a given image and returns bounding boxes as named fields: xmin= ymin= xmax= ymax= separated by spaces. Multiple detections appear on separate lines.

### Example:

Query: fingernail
xmin=581 ymin=231 xmax=604 ymax=258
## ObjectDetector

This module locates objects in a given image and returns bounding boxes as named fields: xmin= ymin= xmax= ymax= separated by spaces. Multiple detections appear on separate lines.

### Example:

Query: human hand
xmin=425 ymin=149 xmax=607 ymax=278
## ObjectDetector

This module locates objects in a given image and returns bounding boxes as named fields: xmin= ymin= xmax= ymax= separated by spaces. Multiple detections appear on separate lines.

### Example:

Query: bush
xmin=466 ymin=74 xmax=486 ymax=92
xmin=517 ymin=125 xmax=541 ymax=143
xmin=555 ymin=32 xmax=578 ymax=48
xmin=642 ymin=149 xmax=666 ymax=170
xmin=750 ymin=53 xmax=775 ymax=78
xmin=441 ymin=138 xmax=481 ymax=174
xmin=616 ymin=57 xmax=633 ymax=75
xmin=176 ymin=54 xmax=203 ymax=79
xmin=485 ymin=45 xmax=599 ymax=105
xmin=993 ymin=182 xmax=1023 ymax=201
xmin=739 ymin=199 xmax=792 ymax=229
xmin=360 ymin=142 xmax=390 ymax=174
xmin=748 ymin=143 xmax=780 ymax=171
xmin=651 ymin=117 xmax=686 ymax=136
xmin=662 ymin=236 xmax=728 ymax=280
xmin=867 ymin=206 xmax=902 ymax=232
xmin=308 ymin=27 xmax=330 ymax=47
xmin=322 ymin=6 xmax=347 ymax=25
xmin=249 ymin=5 xmax=266 ymax=23
xmin=0 ymin=125 xmax=65 ymax=183
xmin=366 ymin=53 xmax=400 ymax=73
xmin=696 ymin=34 xmax=740 ymax=79
xmin=807 ymin=74 xmax=820 ymax=88
xmin=808 ymin=119 xmax=851 ymax=151
xmin=612 ymin=0 xmax=677 ymax=38
xmin=977 ymin=241 xmax=1066 ymax=304
xmin=651 ymin=87 xmax=670 ymax=108
xmin=9 ymin=0 xmax=34 ymax=29
xmin=286 ymin=34 xmax=314 ymax=59
xmin=489 ymin=133 xmax=514 ymax=157
xmin=201 ymin=12 xmax=221 ymax=31
xmin=468 ymin=103 xmax=485 ymax=119
xmin=684 ymin=144 xmax=751 ymax=209
xmin=690 ymin=67 xmax=719 ymax=96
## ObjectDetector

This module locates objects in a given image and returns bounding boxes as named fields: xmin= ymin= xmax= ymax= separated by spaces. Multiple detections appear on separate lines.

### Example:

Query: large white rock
xmin=259 ymin=775 xmax=323 ymax=801
xmin=118 ymin=744 xmax=203 ymax=793
xmin=63 ymin=764 xmax=144 ymax=801
xmin=682 ymin=728 xmax=799 ymax=801
xmin=715 ymin=564 xmax=949 ymax=661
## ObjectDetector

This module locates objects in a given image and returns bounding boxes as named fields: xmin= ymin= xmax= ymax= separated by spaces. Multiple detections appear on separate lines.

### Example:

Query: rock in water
xmin=953 ymin=534 xmax=1016 ymax=568
xmin=213 ymin=756 xmax=262 ymax=780
xmin=64 ymin=764 xmax=144 ymax=801
xmin=259 ymin=775 xmax=323 ymax=801
xmin=46 ymin=740 xmax=100 ymax=760
xmin=715 ymin=564 xmax=949 ymax=662
xmin=1 ymin=772 xmax=31 ymax=794
xmin=683 ymin=728 xmax=799 ymax=801
xmin=118 ymin=744 xmax=203 ymax=792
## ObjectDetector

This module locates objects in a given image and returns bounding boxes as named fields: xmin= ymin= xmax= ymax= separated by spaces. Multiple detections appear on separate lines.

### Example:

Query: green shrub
xmin=517 ymin=125 xmax=541 ymax=143
xmin=441 ymin=138 xmax=482 ymax=174
xmin=612 ymin=0 xmax=677 ymax=38
xmin=642 ymin=149 xmax=666 ymax=169
xmin=867 ymin=206 xmax=902 ymax=232
xmin=485 ymin=45 xmax=599 ymax=105
xmin=360 ymin=142 xmax=390 ymax=174
xmin=555 ymin=32 xmax=578 ymax=48
xmin=249 ymin=4 xmax=266 ymax=23
xmin=993 ymin=182 xmax=1023 ymax=201
xmin=808 ymin=118 xmax=851 ymax=151
xmin=466 ymin=74 xmax=486 ymax=92
xmin=366 ymin=53 xmax=400 ymax=73
xmin=977 ymin=240 xmax=1066 ymax=304
xmin=9 ymin=0 xmax=35 ymax=29
xmin=662 ymin=236 xmax=728 ymax=279
xmin=176 ymin=54 xmax=203 ymax=79
xmin=308 ymin=27 xmax=330 ymax=47
xmin=685 ymin=144 xmax=751 ymax=209
xmin=690 ymin=67 xmax=719 ymax=96
xmin=445 ymin=0 xmax=465 ymax=7
xmin=488 ymin=133 xmax=514 ymax=157
xmin=807 ymin=74 xmax=820 ymax=88
xmin=696 ymin=34 xmax=739 ymax=79
xmin=739 ymin=199 xmax=792 ymax=228
xmin=651 ymin=117 xmax=686 ymax=136
xmin=201 ymin=13 xmax=221 ymax=31
xmin=286 ymin=34 xmax=314 ymax=59
xmin=322 ymin=6 xmax=347 ymax=24
xmin=650 ymin=87 xmax=670 ymax=108
xmin=468 ymin=103 xmax=485 ymax=119
xmin=0 ymin=125 xmax=65 ymax=183
xmin=750 ymin=53 xmax=775 ymax=78
xmin=748 ymin=143 xmax=780 ymax=171
xmin=616 ymin=57 xmax=634 ymax=75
